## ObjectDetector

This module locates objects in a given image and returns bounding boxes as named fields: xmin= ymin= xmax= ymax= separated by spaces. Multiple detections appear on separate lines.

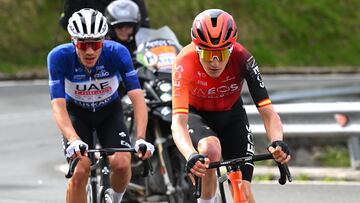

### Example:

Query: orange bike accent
xmin=228 ymin=170 xmax=248 ymax=203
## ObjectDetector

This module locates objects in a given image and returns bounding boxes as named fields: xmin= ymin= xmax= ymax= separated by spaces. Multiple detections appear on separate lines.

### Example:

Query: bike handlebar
xmin=193 ymin=153 xmax=292 ymax=198
xmin=65 ymin=144 xmax=153 ymax=179
xmin=146 ymin=100 xmax=171 ymax=108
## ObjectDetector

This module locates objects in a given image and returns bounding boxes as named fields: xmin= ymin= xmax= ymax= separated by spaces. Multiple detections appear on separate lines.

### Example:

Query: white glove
xmin=135 ymin=139 xmax=155 ymax=156
xmin=66 ymin=139 xmax=88 ymax=158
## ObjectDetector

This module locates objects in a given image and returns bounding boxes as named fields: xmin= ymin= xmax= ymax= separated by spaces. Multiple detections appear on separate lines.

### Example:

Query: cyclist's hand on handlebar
xmin=135 ymin=139 xmax=155 ymax=160
xmin=66 ymin=139 xmax=88 ymax=158
xmin=268 ymin=140 xmax=291 ymax=164
xmin=185 ymin=153 xmax=209 ymax=185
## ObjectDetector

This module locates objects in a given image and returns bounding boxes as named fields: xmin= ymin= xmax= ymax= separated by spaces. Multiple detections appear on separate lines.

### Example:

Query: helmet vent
xmin=210 ymin=36 xmax=220 ymax=45
xmin=90 ymin=12 xmax=96 ymax=34
xmin=196 ymin=24 xmax=207 ymax=42
xmin=199 ymin=43 xmax=210 ymax=49
xmin=78 ymin=13 xmax=87 ymax=34
xmin=98 ymin=17 xmax=104 ymax=33
xmin=233 ymin=28 xmax=238 ymax=37
xmin=224 ymin=20 xmax=233 ymax=42
xmin=211 ymin=17 xmax=217 ymax=27
xmin=72 ymin=20 xmax=80 ymax=33
xmin=220 ymin=42 xmax=232 ymax=49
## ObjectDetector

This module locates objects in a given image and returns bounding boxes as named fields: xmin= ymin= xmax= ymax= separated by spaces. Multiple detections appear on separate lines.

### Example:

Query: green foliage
xmin=0 ymin=0 xmax=360 ymax=72
xmin=315 ymin=146 xmax=350 ymax=167
xmin=253 ymin=174 xmax=274 ymax=181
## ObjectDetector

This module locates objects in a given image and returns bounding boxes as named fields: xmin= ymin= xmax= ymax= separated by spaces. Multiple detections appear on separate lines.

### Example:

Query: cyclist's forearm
xmin=258 ymin=104 xmax=283 ymax=141
xmin=128 ymin=89 xmax=148 ymax=139
xmin=51 ymin=99 xmax=79 ymax=142
xmin=171 ymin=114 xmax=197 ymax=160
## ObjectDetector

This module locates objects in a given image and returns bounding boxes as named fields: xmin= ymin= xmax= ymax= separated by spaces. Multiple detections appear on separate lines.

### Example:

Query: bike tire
xmin=101 ymin=188 xmax=114 ymax=203
xmin=86 ymin=183 xmax=94 ymax=203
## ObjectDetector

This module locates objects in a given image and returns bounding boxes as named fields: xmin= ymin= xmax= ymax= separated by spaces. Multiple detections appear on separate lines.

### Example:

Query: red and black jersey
xmin=172 ymin=42 xmax=271 ymax=114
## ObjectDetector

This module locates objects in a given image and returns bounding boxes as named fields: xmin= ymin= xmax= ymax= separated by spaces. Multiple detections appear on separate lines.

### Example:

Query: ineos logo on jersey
xmin=172 ymin=64 xmax=183 ymax=97
xmin=246 ymin=56 xmax=265 ymax=88
xmin=192 ymin=83 xmax=239 ymax=98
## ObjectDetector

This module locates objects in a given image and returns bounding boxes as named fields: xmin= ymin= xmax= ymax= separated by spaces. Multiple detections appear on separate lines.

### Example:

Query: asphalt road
xmin=0 ymin=75 xmax=360 ymax=203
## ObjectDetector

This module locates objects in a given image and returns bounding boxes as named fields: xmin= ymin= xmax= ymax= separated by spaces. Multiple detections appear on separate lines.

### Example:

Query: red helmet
xmin=191 ymin=9 xmax=238 ymax=50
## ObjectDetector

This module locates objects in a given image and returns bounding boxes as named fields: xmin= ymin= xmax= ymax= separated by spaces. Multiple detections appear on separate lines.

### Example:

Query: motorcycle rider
xmin=104 ymin=0 xmax=142 ymax=60
xmin=59 ymin=0 xmax=150 ymax=31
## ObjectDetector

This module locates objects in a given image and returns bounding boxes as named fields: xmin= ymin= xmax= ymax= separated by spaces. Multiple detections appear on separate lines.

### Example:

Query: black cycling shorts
xmin=62 ymin=99 xmax=131 ymax=154
xmin=188 ymin=98 xmax=255 ymax=181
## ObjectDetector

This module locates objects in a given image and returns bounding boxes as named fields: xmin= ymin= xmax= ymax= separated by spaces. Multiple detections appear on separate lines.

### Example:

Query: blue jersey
xmin=47 ymin=40 xmax=141 ymax=112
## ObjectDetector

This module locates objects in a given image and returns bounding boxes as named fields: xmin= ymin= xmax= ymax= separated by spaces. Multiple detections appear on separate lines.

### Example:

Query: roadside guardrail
xmin=245 ymin=102 xmax=360 ymax=169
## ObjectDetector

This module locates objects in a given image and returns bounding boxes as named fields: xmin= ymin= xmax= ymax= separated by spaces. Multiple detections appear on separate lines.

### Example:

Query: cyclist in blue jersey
xmin=47 ymin=8 xmax=154 ymax=203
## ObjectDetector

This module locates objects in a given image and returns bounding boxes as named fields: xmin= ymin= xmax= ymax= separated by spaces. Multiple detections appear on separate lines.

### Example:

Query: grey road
xmin=0 ymin=75 xmax=360 ymax=203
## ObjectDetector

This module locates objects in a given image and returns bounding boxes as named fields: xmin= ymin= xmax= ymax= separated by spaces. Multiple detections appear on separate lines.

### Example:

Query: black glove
xmin=185 ymin=153 xmax=206 ymax=173
xmin=269 ymin=140 xmax=290 ymax=156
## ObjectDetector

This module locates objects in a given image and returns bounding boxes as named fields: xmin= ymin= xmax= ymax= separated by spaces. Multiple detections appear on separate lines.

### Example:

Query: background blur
xmin=0 ymin=0 xmax=359 ymax=76
xmin=0 ymin=1 xmax=360 ymax=202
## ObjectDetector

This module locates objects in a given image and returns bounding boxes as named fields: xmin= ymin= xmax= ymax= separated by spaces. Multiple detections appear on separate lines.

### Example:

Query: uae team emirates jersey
xmin=172 ymin=42 xmax=271 ymax=114
xmin=47 ymin=40 xmax=141 ymax=112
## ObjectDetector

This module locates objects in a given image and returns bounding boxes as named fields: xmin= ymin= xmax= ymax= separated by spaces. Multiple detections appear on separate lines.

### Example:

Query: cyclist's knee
xmin=198 ymin=136 xmax=221 ymax=161
xmin=110 ymin=152 xmax=131 ymax=175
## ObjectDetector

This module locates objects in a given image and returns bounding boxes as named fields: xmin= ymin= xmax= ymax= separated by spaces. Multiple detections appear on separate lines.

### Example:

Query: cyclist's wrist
xmin=67 ymin=136 xmax=81 ymax=144
xmin=136 ymin=136 xmax=146 ymax=141
xmin=186 ymin=151 xmax=199 ymax=161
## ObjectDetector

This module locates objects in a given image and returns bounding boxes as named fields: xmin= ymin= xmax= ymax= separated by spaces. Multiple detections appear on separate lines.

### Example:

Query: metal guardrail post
xmin=348 ymin=136 xmax=360 ymax=169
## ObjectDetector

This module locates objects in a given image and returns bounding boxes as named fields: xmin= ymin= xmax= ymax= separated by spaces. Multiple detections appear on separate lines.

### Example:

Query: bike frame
xmin=87 ymin=149 xmax=115 ymax=203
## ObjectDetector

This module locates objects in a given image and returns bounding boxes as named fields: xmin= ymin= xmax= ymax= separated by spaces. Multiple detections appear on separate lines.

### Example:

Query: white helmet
xmin=105 ymin=0 xmax=141 ymax=26
xmin=67 ymin=8 xmax=108 ymax=39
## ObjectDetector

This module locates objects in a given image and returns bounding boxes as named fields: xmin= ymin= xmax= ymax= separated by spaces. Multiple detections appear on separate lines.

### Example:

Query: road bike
xmin=193 ymin=153 xmax=292 ymax=203
xmin=65 ymin=144 xmax=152 ymax=203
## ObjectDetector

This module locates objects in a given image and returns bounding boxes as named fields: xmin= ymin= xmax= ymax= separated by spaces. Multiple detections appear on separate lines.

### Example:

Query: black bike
xmin=66 ymin=144 xmax=152 ymax=203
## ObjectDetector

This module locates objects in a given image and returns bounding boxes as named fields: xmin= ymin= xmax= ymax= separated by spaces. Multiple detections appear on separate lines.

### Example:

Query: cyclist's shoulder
xmin=175 ymin=43 xmax=198 ymax=68
xmin=102 ymin=40 xmax=130 ymax=56
xmin=232 ymin=42 xmax=252 ymax=58
xmin=48 ymin=43 xmax=76 ymax=60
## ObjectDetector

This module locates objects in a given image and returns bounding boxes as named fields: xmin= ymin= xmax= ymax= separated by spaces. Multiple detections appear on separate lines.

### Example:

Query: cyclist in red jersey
xmin=171 ymin=9 xmax=291 ymax=203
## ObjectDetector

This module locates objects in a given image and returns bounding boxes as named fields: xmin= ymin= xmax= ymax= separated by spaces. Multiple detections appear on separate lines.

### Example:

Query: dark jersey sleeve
xmin=244 ymin=55 xmax=272 ymax=108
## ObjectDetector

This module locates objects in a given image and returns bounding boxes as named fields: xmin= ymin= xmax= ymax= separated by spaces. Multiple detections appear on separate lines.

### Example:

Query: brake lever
xmin=193 ymin=156 xmax=205 ymax=199
xmin=277 ymin=163 xmax=292 ymax=185
xmin=65 ymin=144 xmax=88 ymax=179
xmin=138 ymin=144 xmax=154 ymax=176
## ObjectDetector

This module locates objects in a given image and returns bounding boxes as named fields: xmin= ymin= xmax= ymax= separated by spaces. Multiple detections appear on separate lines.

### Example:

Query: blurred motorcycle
xmin=122 ymin=26 xmax=196 ymax=203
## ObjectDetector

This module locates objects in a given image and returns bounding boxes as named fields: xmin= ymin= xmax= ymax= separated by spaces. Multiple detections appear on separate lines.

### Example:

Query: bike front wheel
xmin=100 ymin=188 xmax=114 ymax=203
